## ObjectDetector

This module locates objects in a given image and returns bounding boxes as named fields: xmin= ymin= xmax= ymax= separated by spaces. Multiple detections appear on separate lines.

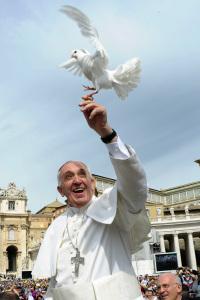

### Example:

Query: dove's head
xmin=71 ymin=49 xmax=90 ymax=60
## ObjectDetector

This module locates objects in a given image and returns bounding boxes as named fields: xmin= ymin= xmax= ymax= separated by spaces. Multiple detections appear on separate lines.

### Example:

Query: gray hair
xmin=158 ymin=273 xmax=182 ymax=286
xmin=57 ymin=160 xmax=92 ymax=187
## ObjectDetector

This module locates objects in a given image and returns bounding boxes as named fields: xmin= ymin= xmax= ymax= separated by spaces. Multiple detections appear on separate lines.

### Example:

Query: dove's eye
xmin=74 ymin=51 xmax=77 ymax=54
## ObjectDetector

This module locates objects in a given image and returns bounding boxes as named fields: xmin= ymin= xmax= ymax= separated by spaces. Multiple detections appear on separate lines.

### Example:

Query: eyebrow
xmin=79 ymin=168 xmax=87 ymax=173
xmin=63 ymin=168 xmax=87 ymax=176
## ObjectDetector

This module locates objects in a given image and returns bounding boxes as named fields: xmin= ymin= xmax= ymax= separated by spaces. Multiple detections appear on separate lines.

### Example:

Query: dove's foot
xmin=82 ymin=90 xmax=98 ymax=101
xmin=82 ymin=85 xmax=96 ymax=91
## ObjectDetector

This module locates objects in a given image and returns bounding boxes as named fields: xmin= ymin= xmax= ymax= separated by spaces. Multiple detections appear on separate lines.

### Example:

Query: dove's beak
xmin=71 ymin=53 xmax=77 ymax=59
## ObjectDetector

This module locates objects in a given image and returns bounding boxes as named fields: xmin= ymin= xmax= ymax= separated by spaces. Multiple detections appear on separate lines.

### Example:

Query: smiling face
xmin=145 ymin=289 xmax=153 ymax=299
xmin=57 ymin=161 xmax=95 ymax=208
xmin=157 ymin=273 xmax=182 ymax=300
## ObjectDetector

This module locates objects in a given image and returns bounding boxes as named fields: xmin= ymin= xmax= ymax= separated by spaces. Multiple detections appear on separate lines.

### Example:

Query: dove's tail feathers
xmin=112 ymin=58 xmax=141 ymax=99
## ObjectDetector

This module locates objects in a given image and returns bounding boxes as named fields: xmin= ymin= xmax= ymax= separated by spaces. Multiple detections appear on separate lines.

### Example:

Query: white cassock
xmin=32 ymin=137 xmax=151 ymax=300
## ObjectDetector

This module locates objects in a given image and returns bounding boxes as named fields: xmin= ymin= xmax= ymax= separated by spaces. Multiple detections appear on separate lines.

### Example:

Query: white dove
xmin=59 ymin=5 xmax=141 ymax=100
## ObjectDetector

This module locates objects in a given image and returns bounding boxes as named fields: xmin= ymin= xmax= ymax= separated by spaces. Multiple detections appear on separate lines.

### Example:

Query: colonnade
xmin=159 ymin=232 xmax=198 ymax=270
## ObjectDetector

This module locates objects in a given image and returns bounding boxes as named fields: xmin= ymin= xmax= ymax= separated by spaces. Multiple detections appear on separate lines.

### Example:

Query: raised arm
xmin=79 ymin=100 xmax=117 ymax=142
xmin=80 ymin=99 xmax=147 ymax=212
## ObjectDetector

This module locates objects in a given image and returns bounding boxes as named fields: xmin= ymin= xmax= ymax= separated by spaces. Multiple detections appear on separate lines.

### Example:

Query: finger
xmin=80 ymin=102 xmax=100 ymax=112
xmin=81 ymin=95 xmax=93 ymax=101
xmin=88 ymin=107 xmax=104 ymax=120
xmin=79 ymin=100 xmax=97 ymax=107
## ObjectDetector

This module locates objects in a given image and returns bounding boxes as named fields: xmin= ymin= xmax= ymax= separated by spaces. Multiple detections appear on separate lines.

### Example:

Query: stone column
xmin=170 ymin=207 xmax=175 ymax=220
xmin=17 ymin=252 xmax=22 ymax=278
xmin=185 ymin=205 xmax=190 ymax=220
xmin=156 ymin=207 xmax=162 ymax=221
xmin=3 ymin=252 xmax=8 ymax=274
xmin=19 ymin=224 xmax=28 ymax=277
xmin=27 ymin=252 xmax=32 ymax=270
xmin=0 ymin=225 xmax=4 ymax=273
xmin=159 ymin=233 xmax=166 ymax=252
xmin=173 ymin=233 xmax=182 ymax=267
xmin=185 ymin=232 xmax=197 ymax=269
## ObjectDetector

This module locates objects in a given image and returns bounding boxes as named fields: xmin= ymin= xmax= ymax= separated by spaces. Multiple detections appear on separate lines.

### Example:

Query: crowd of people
xmin=0 ymin=267 xmax=200 ymax=300
xmin=0 ymin=279 xmax=48 ymax=300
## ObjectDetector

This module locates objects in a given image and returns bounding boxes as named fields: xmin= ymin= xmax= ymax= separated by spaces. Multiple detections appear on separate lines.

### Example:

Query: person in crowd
xmin=182 ymin=270 xmax=194 ymax=291
xmin=141 ymin=275 xmax=150 ymax=288
xmin=143 ymin=287 xmax=158 ymax=300
xmin=35 ymin=295 xmax=44 ymax=300
xmin=0 ymin=292 xmax=20 ymax=300
xmin=157 ymin=272 xmax=186 ymax=300
xmin=32 ymin=99 xmax=150 ymax=300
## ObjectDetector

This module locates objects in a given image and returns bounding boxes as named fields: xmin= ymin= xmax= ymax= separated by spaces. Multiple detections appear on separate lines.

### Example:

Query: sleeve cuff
xmin=105 ymin=136 xmax=134 ymax=159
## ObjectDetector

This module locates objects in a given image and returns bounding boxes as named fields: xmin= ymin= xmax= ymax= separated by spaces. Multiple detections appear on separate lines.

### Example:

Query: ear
xmin=57 ymin=186 xmax=64 ymax=197
xmin=91 ymin=176 xmax=96 ymax=193
xmin=177 ymin=284 xmax=182 ymax=294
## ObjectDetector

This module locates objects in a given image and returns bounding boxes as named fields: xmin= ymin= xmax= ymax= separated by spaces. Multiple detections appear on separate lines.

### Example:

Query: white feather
xmin=60 ymin=6 xmax=141 ymax=100
xmin=60 ymin=5 xmax=108 ymax=69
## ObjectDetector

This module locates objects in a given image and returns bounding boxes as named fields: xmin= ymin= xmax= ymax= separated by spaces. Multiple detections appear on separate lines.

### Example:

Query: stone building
xmin=0 ymin=176 xmax=200 ymax=277
xmin=0 ymin=183 xmax=64 ymax=278
xmin=147 ymin=181 xmax=200 ymax=272
xmin=92 ymin=176 xmax=200 ymax=274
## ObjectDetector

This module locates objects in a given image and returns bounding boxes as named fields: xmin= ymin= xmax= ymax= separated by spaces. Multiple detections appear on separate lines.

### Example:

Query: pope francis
xmin=32 ymin=99 xmax=151 ymax=300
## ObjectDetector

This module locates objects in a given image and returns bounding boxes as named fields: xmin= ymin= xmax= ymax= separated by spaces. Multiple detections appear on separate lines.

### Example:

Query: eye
xmin=64 ymin=173 xmax=74 ymax=180
xmin=74 ymin=50 xmax=77 ymax=54
xmin=79 ymin=169 xmax=87 ymax=177
xmin=79 ymin=174 xmax=86 ymax=178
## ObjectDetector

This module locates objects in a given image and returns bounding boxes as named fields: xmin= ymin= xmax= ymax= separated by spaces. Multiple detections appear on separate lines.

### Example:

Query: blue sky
xmin=0 ymin=0 xmax=200 ymax=212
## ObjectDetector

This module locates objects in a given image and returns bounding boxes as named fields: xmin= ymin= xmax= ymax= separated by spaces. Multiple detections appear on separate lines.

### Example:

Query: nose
xmin=159 ymin=287 xmax=166 ymax=294
xmin=73 ymin=174 xmax=82 ymax=183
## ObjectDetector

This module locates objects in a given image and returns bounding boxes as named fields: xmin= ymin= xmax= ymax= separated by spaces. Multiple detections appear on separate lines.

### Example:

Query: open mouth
xmin=73 ymin=187 xmax=85 ymax=194
xmin=72 ymin=187 xmax=86 ymax=199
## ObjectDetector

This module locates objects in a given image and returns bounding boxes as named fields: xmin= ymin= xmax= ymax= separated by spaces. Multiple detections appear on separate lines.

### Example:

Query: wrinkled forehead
xmin=58 ymin=160 xmax=91 ymax=177
xmin=158 ymin=274 xmax=176 ymax=285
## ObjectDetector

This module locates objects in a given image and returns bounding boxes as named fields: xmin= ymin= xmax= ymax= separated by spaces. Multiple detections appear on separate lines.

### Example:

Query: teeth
xmin=73 ymin=188 xmax=84 ymax=192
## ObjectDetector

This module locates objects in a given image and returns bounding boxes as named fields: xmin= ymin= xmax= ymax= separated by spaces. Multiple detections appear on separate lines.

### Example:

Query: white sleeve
xmin=105 ymin=136 xmax=134 ymax=159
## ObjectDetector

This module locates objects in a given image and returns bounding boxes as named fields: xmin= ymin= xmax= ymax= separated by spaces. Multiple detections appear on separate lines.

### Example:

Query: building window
xmin=180 ymin=191 xmax=187 ymax=201
xmin=187 ymin=189 xmax=194 ymax=200
xmin=194 ymin=188 xmax=200 ymax=197
xmin=8 ymin=201 xmax=15 ymax=210
xmin=173 ymin=193 xmax=180 ymax=202
xmin=8 ymin=228 xmax=15 ymax=240
xmin=166 ymin=195 xmax=172 ymax=204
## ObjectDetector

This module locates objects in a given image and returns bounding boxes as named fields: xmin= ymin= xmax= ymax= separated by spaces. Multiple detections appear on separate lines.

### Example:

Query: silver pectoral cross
xmin=71 ymin=248 xmax=84 ymax=277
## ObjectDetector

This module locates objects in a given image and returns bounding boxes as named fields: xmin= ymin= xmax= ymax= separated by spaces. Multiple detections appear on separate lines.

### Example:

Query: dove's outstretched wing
xmin=59 ymin=58 xmax=83 ymax=76
xmin=60 ymin=5 xmax=108 ymax=70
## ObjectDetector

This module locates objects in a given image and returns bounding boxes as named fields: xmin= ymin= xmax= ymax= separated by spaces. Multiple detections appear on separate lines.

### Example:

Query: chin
xmin=74 ymin=198 xmax=90 ymax=207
